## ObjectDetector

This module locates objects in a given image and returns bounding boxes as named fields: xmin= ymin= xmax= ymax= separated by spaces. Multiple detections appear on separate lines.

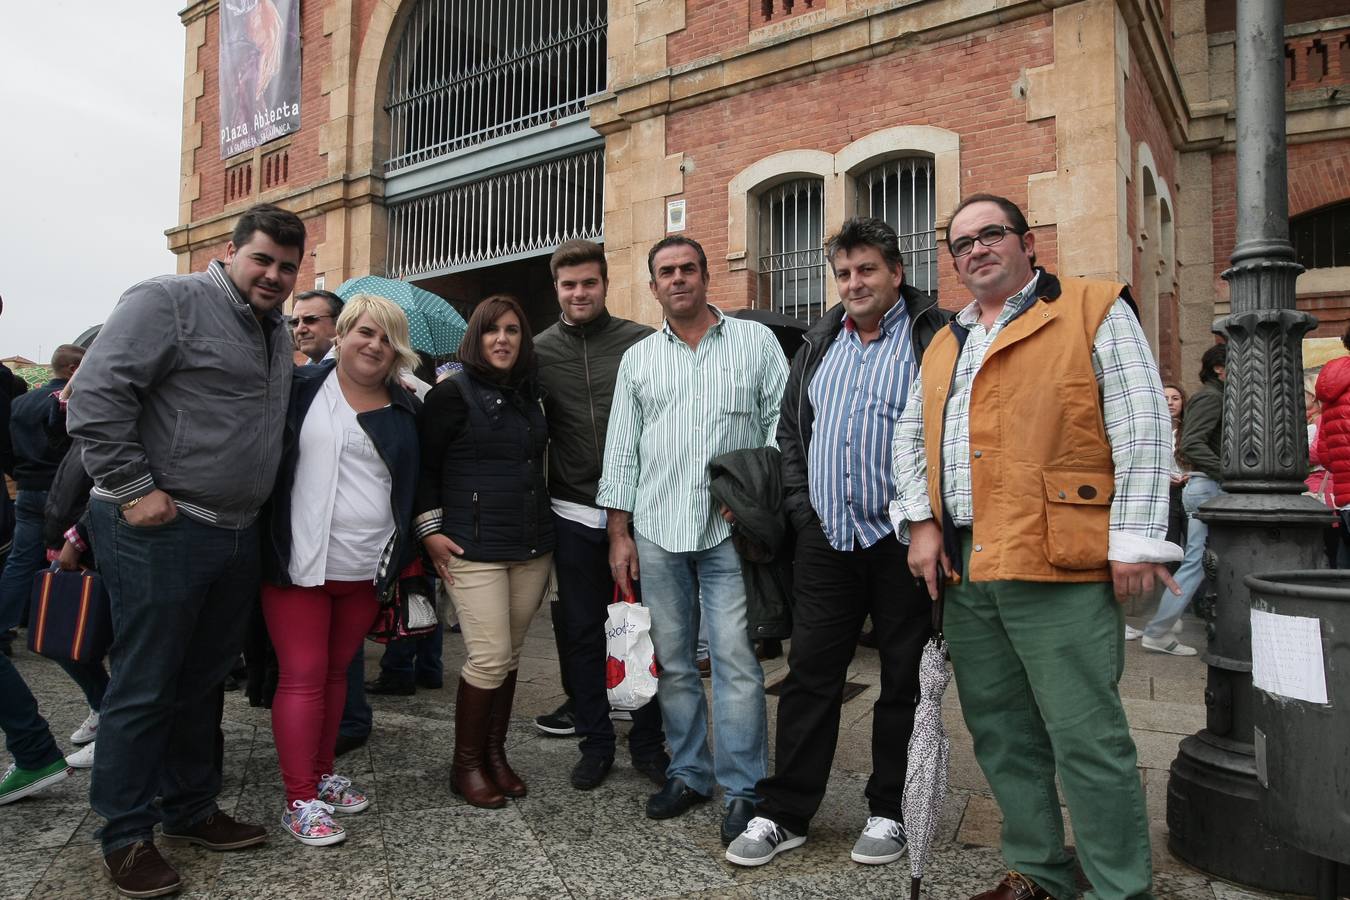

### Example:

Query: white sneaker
xmin=70 ymin=710 xmax=99 ymax=745
xmin=1124 ymin=625 xmax=1143 ymax=640
xmin=1141 ymin=635 xmax=1198 ymax=656
xmin=725 ymin=816 xmax=806 ymax=867
xmin=66 ymin=742 xmax=95 ymax=769
xmin=851 ymin=816 xmax=908 ymax=865
xmin=282 ymin=799 xmax=346 ymax=846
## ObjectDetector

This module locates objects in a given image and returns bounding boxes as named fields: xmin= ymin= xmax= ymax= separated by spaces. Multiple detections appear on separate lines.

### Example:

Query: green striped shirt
xmin=597 ymin=308 xmax=788 ymax=553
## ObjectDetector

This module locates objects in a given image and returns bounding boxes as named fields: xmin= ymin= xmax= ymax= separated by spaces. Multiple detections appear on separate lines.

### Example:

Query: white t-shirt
xmin=288 ymin=371 xmax=395 ymax=585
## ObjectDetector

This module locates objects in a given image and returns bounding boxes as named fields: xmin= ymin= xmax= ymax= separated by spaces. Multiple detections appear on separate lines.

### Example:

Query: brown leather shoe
xmin=161 ymin=810 xmax=266 ymax=850
xmin=103 ymin=841 xmax=182 ymax=898
xmin=451 ymin=678 xmax=506 ymax=808
xmin=971 ymin=871 xmax=1054 ymax=900
xmin=484 ymin=670 xmax=526 ymax=798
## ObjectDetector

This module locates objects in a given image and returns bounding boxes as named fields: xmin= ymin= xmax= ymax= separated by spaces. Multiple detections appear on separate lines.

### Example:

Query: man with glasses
xmin=289 ymin=290 xmax=342 ymax=363
xmin=892 ymin=194 xmax=1180 ymax=900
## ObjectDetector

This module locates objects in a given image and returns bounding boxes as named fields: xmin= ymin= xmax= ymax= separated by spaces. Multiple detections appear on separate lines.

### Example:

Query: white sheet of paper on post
xmin=1250 ymin=608 xmax=1328 ymax=705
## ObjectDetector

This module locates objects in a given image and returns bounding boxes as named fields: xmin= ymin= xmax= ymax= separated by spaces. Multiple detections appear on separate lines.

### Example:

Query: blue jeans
xmin=380 ymin=623 xmax=444 ymax=682
xmin=339 ymin=651 xmax=371 ymax=739
xmin=634 ymin=532 xmax=766 ymax=803
xmin=1145 ymin=474 xmax=1222 ymax=639
xmin=57 ymin=658 xmax=109 ymax=712
xmin=0 ymin=652 xmax=64 ymax=770
xmin=0 ymin=490 xmax=49 ymax=631
xmin=87 ymin=500 xmax=258 ymax=853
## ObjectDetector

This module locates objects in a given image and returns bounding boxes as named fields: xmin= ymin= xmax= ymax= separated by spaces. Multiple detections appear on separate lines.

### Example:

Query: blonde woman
xmin=261 ymin=294 xmax=421 ymax=845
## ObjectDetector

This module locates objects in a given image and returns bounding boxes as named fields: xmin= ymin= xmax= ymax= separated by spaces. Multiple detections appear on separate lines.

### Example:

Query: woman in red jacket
xmin=1313 ymin=324 xmax=1350 ymax=566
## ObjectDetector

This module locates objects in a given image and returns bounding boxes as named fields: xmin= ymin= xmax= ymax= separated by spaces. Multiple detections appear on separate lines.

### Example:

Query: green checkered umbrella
xmin=335 ymin=275 xmax=467 ymax=357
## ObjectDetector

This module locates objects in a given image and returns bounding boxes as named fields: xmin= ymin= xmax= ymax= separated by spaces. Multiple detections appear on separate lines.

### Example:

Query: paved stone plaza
xmin=2 ymin=607 xmax=1281 ymax=899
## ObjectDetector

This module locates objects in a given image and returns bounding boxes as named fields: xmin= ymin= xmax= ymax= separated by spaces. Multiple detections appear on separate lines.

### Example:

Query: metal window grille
xmin=386 ymin=147 xmax=604 ymax=278
xmin=855 ymin=157 xmax=937 ymax=298
xmin=759 ymin=178 xmax=826 ymax=323
xmin=386 ymin=0 xmax=606 ymax=173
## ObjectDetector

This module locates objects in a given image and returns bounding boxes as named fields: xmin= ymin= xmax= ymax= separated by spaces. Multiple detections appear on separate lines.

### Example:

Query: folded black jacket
xmin=709 ymin=446 xmax=792 ymax=641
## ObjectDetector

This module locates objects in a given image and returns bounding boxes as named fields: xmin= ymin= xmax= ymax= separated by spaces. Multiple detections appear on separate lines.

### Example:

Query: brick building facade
xmin=170 ymin=0 xmax=1350 ymax=392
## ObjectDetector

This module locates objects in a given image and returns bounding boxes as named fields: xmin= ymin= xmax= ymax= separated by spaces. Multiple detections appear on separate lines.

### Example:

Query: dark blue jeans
xmin=553 ymin=515 xmax=665 ymax=763
xmin=57 ymin=658 xmax=109 ymax=712
xmin=379 ymin=623 xmax=444 ymax=682
xmin=0 ymin=652 xmax=63 ymax=770
xmin=0 ymin=490 xmax=49 ymax=632
xmin=339 ymin=651 xmax=371 ymax=739
xmin=87 ymin=501 xmax=258 ymax=853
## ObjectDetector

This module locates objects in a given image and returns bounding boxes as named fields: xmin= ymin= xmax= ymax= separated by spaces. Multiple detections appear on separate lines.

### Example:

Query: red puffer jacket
xmin=1314 ymin=355 xmax=1350 ymax=506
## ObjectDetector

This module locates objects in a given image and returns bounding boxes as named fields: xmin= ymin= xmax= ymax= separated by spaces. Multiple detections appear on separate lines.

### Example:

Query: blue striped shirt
xmin=808 ymin=299 xmax=917 ymax=551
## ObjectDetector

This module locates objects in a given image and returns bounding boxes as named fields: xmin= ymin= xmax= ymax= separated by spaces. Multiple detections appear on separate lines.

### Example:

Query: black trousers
xmin=553 ymin=514 xmax=665 ymax=762
xmin=756 ymin=527 xmax=931 ymax=835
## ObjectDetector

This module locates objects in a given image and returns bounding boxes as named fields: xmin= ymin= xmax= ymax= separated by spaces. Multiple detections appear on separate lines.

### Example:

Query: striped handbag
xmin=27 ymin=565 xmax=113 ymax=663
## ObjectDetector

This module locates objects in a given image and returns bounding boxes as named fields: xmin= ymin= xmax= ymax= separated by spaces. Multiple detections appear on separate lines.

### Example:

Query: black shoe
xmin=570 ymin=755 xmax=614 ymax=791
xmin=858 ymin=629 xmax=878 ymax=649
xmin=721 ymin=798 xmax=756 ymax=846
xmin=534 ymin=699 xmax=576 ymax=736
xmin=631 ymin=753 xmax=670 ymax=788
xmin=334 ymin=732 xmax=368 ymax=758
xmin=365 ymin=674 xmax=416 ymax=696
xmin=645 ymin=776 xmax=711 ymax=820
xmin=415 ymin=674 xmax=444 ymax=690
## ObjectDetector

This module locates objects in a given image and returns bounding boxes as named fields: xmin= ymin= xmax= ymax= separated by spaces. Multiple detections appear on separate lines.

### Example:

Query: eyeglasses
xmin=287 ymin=314 xmax=335 ymax=328
xmin=949 ymin=224 xmax=1025 ymax=258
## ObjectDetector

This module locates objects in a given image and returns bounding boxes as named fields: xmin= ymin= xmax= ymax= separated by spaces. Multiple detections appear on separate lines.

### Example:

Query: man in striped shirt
xmin=725 ymin=217 xmax=947 ymax=869
xmin=893 ymin=194 xmax=1181 ymax=900
xmin=597 ymin=236 xmax=787 ymax=846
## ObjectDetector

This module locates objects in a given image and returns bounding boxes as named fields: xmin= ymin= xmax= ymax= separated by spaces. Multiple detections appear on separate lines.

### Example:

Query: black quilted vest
xmin=437 ymin=371 xmax=554 ymax=561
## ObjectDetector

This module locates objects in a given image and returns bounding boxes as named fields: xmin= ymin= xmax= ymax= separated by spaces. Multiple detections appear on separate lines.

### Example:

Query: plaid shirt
xmin=891 ymin=275 xmax=1180 ymax=563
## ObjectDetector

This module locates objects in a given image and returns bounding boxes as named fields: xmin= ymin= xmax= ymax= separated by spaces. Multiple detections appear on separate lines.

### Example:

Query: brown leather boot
xmin=450 ymin=678 xmax=506 ymax=809
xmin=485 ymin=669 xmax=527 ymax=798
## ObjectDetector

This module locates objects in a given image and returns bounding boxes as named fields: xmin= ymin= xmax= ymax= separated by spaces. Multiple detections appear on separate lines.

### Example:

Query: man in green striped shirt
xmin=597 ymin=236 xmax=787 ymax=845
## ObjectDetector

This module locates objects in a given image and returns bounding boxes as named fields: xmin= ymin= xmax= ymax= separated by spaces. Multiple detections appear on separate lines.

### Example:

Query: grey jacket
xmin=68 ymin=260 xmax=292 ymax=529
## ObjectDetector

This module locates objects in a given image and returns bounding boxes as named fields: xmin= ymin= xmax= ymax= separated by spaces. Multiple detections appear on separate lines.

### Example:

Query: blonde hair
xmin=334 ymin=293 xmax=421 ymax=383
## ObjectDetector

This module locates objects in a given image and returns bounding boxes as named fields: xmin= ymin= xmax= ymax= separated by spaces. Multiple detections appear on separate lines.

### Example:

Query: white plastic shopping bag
xmin=605 ymin=593 xmax=659 ymax=711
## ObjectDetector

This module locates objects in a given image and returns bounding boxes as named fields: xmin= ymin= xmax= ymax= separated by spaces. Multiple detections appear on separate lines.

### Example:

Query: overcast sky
xmin=0 ymin=3 xmax=182 ymax=364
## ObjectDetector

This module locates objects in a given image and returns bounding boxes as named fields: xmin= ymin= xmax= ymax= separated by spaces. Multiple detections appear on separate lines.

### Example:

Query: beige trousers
xmin=446 ymin=554 xmax=553 ymax=689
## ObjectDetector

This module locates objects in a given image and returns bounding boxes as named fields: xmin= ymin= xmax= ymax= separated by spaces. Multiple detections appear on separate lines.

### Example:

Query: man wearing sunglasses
xmin=892 ymin=194 xmax=1181 ymax=900
xmin=289 ymin=290 xmax=343 ymax=363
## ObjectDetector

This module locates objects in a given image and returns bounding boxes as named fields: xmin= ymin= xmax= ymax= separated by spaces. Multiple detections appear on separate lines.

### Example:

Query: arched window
xmin=853 ymin=157 xmax=937 ymax=297
xmin=385 ymin=0 xmax=606 ymax=173
xmin=1293 ymin=201 xmax=1350 ymax=270
xmin=759 ymin=178 xmax=826 ymax=322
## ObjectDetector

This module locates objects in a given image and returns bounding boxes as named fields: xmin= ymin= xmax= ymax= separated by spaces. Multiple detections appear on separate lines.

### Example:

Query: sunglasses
xmin=287 ymin=314 xmax=335 ymax=328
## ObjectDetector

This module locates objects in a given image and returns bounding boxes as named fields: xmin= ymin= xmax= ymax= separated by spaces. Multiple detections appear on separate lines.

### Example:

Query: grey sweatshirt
xmin=67 ymin=260 xmax=292 ymax=529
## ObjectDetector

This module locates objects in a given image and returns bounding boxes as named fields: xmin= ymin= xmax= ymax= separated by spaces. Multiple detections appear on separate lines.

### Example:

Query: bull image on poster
xmin=219 ymin=0 xmax=301 ymax=159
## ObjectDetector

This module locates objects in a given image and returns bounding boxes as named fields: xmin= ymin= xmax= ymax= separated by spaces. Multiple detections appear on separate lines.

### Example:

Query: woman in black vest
xmin=415 ymin=295 xmax=554 ymax=808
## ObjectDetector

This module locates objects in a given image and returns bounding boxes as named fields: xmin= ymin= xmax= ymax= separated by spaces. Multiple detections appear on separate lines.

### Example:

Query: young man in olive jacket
xmin=533 ymin=240 xmax=669 ymax=791
xmin=727 ymin=217 xmax=947 ymax=868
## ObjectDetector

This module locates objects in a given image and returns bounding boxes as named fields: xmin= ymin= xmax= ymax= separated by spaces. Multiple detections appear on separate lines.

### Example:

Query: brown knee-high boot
xmin=451 ymin=678 xmax=506 ymax=808
xmin=484 ymin=670 xmax=526 ymax=798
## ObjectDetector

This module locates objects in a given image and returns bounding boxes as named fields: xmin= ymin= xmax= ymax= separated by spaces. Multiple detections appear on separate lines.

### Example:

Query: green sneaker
xmin=0 ymin=759 xmax=70 ymax=806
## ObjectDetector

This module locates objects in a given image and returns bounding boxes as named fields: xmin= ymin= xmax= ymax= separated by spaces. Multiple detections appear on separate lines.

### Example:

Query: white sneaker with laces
xmin=66 ymin=742 xmax=96 ymax=769
xmin=317 ymin=773 xmax=370 ymax=814
xmin=725 ymin=816 xmax=805 ymax=867
xmin=851 ymin=816 xmax=908 ymax=864
xmin=283 ymin=799 xmax=346 ymax=846
xmin=70 ymin=710 xmax=99 ymax=745
xmin=1124 ymin=625 xmax=1143 ymax=640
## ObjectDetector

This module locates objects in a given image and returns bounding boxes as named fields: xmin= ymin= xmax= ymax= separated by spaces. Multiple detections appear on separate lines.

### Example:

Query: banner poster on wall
xmin=219 ymin=0 xmax=301 ymax=159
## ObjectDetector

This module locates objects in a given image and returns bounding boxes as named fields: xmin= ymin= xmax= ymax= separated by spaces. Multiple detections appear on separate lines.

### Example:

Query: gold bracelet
xmin=120 ymin=496 xmax=144 ymax=512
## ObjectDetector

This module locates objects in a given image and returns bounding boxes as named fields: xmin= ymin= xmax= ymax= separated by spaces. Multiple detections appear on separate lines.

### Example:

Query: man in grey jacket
xmin=68 ymin=203 xmax=305 ymax=898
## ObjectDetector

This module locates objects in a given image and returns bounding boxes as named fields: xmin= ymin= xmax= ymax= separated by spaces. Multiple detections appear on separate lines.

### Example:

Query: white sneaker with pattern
xmin=317 ymin=773 xmax=370 ymax=814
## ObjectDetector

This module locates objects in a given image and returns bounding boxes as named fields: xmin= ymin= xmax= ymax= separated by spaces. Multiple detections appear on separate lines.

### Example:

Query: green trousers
xmin=945 ymin=535 xmax=1153 ymax=900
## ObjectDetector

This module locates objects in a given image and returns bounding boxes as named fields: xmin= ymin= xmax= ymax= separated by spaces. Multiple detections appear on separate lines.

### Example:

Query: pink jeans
xmin=261 ymin=580 xmax=379 ymax=806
